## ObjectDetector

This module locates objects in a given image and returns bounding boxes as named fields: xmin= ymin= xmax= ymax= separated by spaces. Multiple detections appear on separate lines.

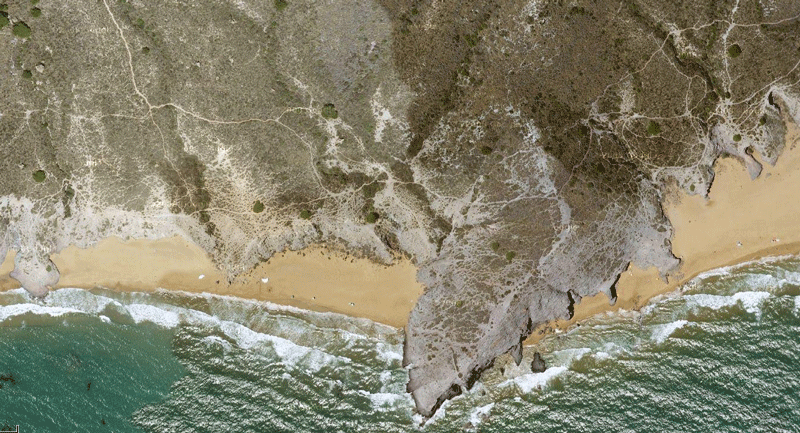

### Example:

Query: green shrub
xmin=252 ymin=200 xmax=265 ymax=213
xmin=321 ymin=103 xmax=338 ymax=119
xmin=480 ymin=146 xmax=493 ymax=155
xmin=275 ymin=0 xmax=288 ymax=11
xmin=505 ymin=251 xmax=516 ymax=262
xmin=300 ymin=209 xmax=312 ymax=219
xmin=30 ymin=0 xmax=39 ymax=4
xmin=365 ymin=211 xmax=379 ymax=224
xmin=30 ymin=7 xmax=40 ymax=17
xmin=727 ymin=44 xmax=742 ymax=58
xmin=490 ymin=241 xmax=500 ymax=251
xmin=12 ymin=21 xmax=31 ymax=38
xmin=733 ymin=134 xmax=741 ymax=142
xmin=22 ymin=69 xmax=32 ymax=79
xmin=0 ymin=12 xmax=8 ymax=29
xmin=32 ymin=170 xmax=46 ymax=182
xmin=464 ymin=33 xmax=478 ymax=47
xmin=759 ymin=116 xmax=767 ymax=126
xmin=646 ymin=120 xmax=661 ymax=136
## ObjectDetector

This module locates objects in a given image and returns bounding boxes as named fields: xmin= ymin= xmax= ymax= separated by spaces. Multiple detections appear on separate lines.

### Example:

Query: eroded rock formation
xmin=1 ymin=0 xmax=799 ymax=417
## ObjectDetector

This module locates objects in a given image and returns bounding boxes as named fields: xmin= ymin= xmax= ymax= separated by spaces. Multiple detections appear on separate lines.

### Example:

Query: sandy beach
xmin=0 ymin=237 xmax=422 ymax=328
xmin=1 ymin=123 xmax=799 ymax=334
xmin=525 ymin=121 xmax=800 ymax=343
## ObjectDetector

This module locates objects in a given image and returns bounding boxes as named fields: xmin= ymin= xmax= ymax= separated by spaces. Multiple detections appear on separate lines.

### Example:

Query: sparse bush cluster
xmin=12 ymin=21 xmax=30 ymax=37
xmin=489 ymin=240 xmax=516 ymax=263
xmin=0 ymin=3 xmax=34 ymax=37
xmin=727 ymin=43 xmax=742 ymax=58
xmin=646 ymin=120 xmax=661 ymax=136
xmin=321 ymin=103 xmax=338 ymax=119
xmin=252 ymin=200 xmax=265 ymax=213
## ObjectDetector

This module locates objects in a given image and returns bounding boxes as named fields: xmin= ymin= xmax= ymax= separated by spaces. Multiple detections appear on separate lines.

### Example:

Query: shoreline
xmin=0 ymin=237 xmax=422 ymax=328
xmin=525 ymin=121 xmax=800 ymax=344
xmin=2 ymin=125 xmax=799 ymax=336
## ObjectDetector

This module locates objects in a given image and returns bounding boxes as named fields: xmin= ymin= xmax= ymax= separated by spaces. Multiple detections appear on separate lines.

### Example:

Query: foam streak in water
xmin=651 ymin=320 xmax=689 ymax=343
xmin=0 ymin=303 xmax=82 ymax=322
xmin=468 ymin=403 xmax=494 ymax=426
xmin=686 ymin=291 xmax=771 ymax=319
xmin=502 ymin=366 xmax=568 ymax=393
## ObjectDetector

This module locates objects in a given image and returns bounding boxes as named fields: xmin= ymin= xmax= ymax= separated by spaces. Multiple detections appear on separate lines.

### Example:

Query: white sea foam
xmin=594 ymin=351 xmax=611 ymax=360
xmin=424 ymin=399 xmax=452 ymax=427
xmin=781 ymin=271 xmax=800 ymax=286
xmin=202 ymin=335 xmax=233 ymax=352
xmin=692 ymin=255 xmax=794 ymax=282
xmin=468 ymin=403 xmax=495 ymax=426
xmin=2 ymin=288 xmax=29 ymax=296
xmin=5 ymin=287 xmax=386 ymax=377
xmin=693 ymin=267 xmax=733 ymax=280
xmin=378 ymin=371 xmax=393 ymax=392
xmin=0 ymin=303 xmax=82 ymax=322
xmin=502 ymin=366 xmax=568 ymax=393
xmin=45 ymin=288 xmax=118 ymax=314
xmin=217 ymin=321 xmax=347 ymax=372
xmin=686 ymin=291 xmax=771 ymax=319
xmin=550 ymin=347 xmax=591 ymax=365
xmin=185 ymin=290 xmax=400 ymax=337
xmin=733 ymin=292 xmax=771 ymax=317
xmin=794 ymin=296 xmax=800 ymax=314
xmin=686 ymin=294 xmax=738 ymax=310
xmin=738 ymin=272 xmax=800 ymax=291
xmin=375 ymin=341 xmax=403 ymax=364
xmin=124 ymin=303 xmax=181 ymax=327
xmin=651 ymin=320 xmax=689 ymax=343
xmin=360 ymin=390 xmax=410 ymax=411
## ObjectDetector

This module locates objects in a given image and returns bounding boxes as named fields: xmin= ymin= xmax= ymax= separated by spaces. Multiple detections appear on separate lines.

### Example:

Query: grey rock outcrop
xmin=1 ymin=0 xmax=799 ymax=420
xmin=531 ymin=352 xmax=546 ymax=373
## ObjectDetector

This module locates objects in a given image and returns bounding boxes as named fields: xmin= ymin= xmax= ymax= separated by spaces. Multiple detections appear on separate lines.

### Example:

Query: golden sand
xmin=0 ymin=237 xmax=422 ymax=328
xmin=526 ymin=122 xmax=800 ymax=343
xmin=1 ymin=124 xmax=798 ymax=335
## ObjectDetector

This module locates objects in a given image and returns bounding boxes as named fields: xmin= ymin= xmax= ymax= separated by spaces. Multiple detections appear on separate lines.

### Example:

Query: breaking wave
xmin=2 ymin=254 xmax=800 ymax=432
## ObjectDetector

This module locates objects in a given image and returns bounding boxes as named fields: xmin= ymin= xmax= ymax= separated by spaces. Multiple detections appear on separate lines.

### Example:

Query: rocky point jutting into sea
xmin=1 ymin=0 xmax=799 ymax=417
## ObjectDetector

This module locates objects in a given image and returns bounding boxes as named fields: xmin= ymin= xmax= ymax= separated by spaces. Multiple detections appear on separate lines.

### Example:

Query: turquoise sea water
xmin=1 ymin=256 xmax=800 ymax=432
